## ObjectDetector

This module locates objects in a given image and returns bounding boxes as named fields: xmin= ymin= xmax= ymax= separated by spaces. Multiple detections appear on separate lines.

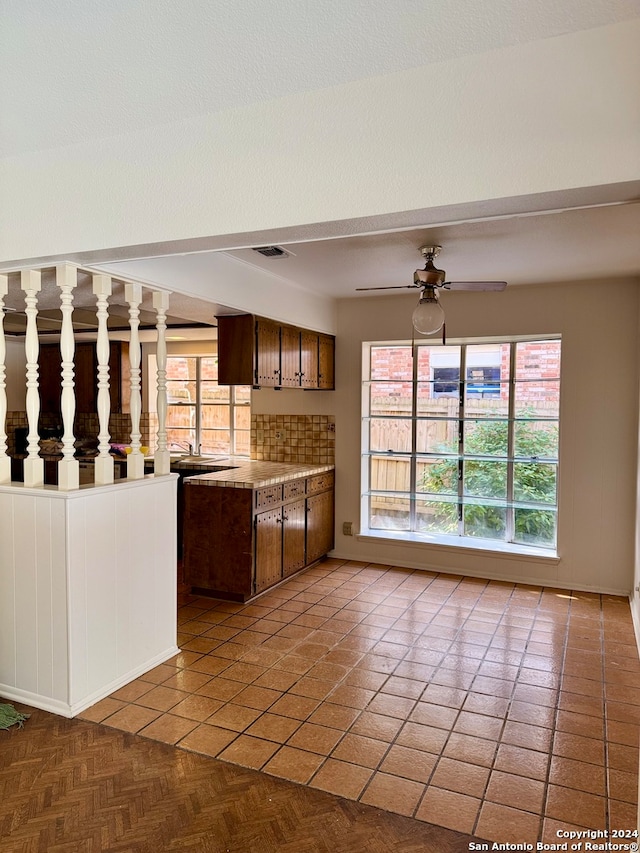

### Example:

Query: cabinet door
xmin=217 ymin=314 xmax=256 ymax=385
xmin=282 ymin=499 xmax=306 ymax=577
xmin=74 ymin=343 xmax=97 ymax=412
xmin=279 ymin=324 xmax=300 ymax=387
xmin=299 ymin=331 xmax=319 ymax=388
xmin=38 ymin=345 xmax=62 ymax=416
xmin=318 ymin=334 xmax=335 ymax=390
xmin=256 ymin=319 xmax=281 ymax=387
xmin=255 ymin=508 xmax=283 ymax=593
xmin=306 ymin=489 xmax=335 ymax=564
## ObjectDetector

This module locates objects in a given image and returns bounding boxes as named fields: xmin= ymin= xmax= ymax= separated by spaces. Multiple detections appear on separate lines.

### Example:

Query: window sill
xmin=357 ymin=529 xmax=559 ymax=564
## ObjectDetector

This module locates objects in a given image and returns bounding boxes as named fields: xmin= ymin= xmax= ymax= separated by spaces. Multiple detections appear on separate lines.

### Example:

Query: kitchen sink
xmin=175 ymin=455 xmax=231 ymax=464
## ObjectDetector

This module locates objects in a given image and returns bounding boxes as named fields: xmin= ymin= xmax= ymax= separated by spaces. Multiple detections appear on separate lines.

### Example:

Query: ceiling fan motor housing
xmin=415 ymin=246 xmax=446 ymax=287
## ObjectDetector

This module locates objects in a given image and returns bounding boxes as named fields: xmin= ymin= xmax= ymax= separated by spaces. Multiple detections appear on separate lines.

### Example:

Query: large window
xmin=166 ymin=356 xmax=250 ymax=456
xmin=362 ymin=339 xmax=561 ymax=550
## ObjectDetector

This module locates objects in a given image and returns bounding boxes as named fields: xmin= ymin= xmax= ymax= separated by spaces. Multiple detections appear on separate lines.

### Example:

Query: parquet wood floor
xmin=0 ymin=707 xmax=480 ymax=852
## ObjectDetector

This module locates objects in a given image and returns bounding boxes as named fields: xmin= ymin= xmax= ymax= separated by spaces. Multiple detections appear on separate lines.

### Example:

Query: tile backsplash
xmin=6 ymin=411 xmax=335 ymax=465
xmin=251 ymin=414 xmax=335 ymax=464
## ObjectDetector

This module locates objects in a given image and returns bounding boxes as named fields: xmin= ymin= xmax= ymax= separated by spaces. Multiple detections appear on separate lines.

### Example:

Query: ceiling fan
xmin=356 ymin=245 xmax=507 ymax=338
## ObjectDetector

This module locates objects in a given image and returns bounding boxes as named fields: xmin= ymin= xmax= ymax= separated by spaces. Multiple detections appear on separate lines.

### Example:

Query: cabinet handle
xmin=282 ymin=514 xmax=288 ymax=521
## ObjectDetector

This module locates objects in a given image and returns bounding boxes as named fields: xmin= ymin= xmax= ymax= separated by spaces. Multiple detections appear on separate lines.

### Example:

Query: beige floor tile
xmin=549 ymin=756 xmax=606 ymax=795
xmin=170 ymin=694 xmax=224 ymax=721
xmin=431 ymin=757 xmax=490 ymax=799
xmin=379 ymin=744 xmax=436 ymax=782
xmin=330 ymin=733 xmax=389 ymax=769
xmin=494 ymin=744 xmax=550 ymax=781
xmin=263 ymin=746 xmax=325 ymax=784
xmin=552 ymin=730 xmax=605 ymax=765
xmin=102 ymin=704 xmax=161 ymax=734
xmin=442 ymin=732 xmax=497 ymax=767
xmin=139 ymin=713 xmax=199 ymax=745
xmin=608 ymin=797 xmax=638 ymax=829
xmin=218 ymin=734 xmax=280 ymax=770
xmin=453 ymin=711 xmax=503 ymax=740
xmin=77 ymin=697 xmax=127 ymax=723
xmin=135 ymin=685 xmax=190 ymax=712
xmin=607 ymin=742 xmax=639 ymax=774
xmin=245 ymin=712 xmax=302 ymax=743
xmin=232 ymin=684 xmax=281 ymax=711
xmin=309 ymin=758 xmax=373 ymax=800
xmin=485 ymin=770 xmax=545 ymax=813
xmin=95 ymin=564 xmax=639 ymax=838
xmin=287 ymin=722 xmax=344 ymax=755
xmin=206 ymin=703 xmax=262 ymax=732
xmin=415 ymin=787 xmax=481 ymax=835
xmin=475 ymin=801 xmax=541 ymax=845
xmin=360 ymin=772 xmax=424 ymax=816
xmin=178 ymin=722 xmax=237 ymax=756
xmin=545 ymin=784 xmax=607 ymax=829
xmin=608 ymin=768 xmax=638 ymax=804
xmin=307 ymin=702 xmax=360 ymax=730
xmin=395 ymin=721 xmax=449 ymax=754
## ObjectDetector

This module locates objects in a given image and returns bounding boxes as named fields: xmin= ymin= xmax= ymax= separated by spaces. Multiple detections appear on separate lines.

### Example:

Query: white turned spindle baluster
xmin=125 ymin=282 xmax=144 ymax=479
xmin=0 ymin=275 xmax=9 ymax=484
xmin=152 ymin=290 xmax=170 ymax=475
xmin=56 ymin=264 xmax=79 ymax=490
xmin=93 ymin=274 xmax=114 ymax=485
xmin=21 ymin=269 xmax=44 ymax=487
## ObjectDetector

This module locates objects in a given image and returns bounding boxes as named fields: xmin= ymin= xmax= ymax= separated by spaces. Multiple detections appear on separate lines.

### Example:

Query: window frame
xmin=361 ymin=337 xmax=561 ymax=553
xmin=166 ymin=355 xmax=251 ymax=456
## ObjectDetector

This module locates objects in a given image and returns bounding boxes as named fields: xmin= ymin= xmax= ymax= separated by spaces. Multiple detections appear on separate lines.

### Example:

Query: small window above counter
xmin=216 ymin=314 xmax=334 ymax=390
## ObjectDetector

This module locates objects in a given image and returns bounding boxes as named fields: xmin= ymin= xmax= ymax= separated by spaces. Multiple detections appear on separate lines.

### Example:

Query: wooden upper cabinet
xmin=279 ymin=324 xmax=301 ymax=387
xmin=216 ymin=313 xmax=335 ymax=390
xmin=217 ymin=314 xmax=255 ymax=385
xmin=300 ymin=331 xmax=319 ymax=388
xmin=318 ymin=334 xmax=335 ymax=390
xmin=255 ymin=318 xmax=281 ymax=387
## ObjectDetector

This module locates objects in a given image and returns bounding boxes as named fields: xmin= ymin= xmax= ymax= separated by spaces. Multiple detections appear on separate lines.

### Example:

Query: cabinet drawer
xmin=307 ymin=471 xmax=335 ymax=495
xmin=255 ymin=485 xmax=283 ymax=510
xmin=283 ymin=479 xmax=306 ymax=501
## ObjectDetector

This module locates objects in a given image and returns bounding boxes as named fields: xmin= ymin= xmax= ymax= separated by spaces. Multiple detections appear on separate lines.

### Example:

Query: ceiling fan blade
xmin=355 ymin=285 xmax=420 ymax=291
xmin=444 ymin=280 xmax=507 ymax=292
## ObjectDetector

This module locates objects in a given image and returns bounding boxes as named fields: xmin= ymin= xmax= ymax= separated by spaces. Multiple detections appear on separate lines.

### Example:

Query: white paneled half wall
xmin=0 ymin=475 xmax=179 ymax=716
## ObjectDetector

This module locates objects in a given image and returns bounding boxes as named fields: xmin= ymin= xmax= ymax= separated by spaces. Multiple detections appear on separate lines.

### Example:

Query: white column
xmin=152 ymin=290 xmax=170 ymax=475
xmin=125 ymin=282 xmax=144 ymax=480
xmin=0 ymin=275 xmax=9 ymax=484
xmin=56 ymin=264 xmax=79 ymax=490
xmin=93 ymin=274 xmax=114 ymax=485
xmin=21 ymin=270 xmax=44 ymax=487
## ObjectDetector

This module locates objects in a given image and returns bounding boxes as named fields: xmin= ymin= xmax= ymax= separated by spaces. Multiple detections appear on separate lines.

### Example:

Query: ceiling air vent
xmin=252 ymin=246 xmax=290 ymax=258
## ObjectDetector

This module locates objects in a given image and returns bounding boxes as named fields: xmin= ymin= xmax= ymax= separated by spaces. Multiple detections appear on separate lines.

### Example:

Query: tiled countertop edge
xmin=183 ymin=459 xmax=334 ymax=489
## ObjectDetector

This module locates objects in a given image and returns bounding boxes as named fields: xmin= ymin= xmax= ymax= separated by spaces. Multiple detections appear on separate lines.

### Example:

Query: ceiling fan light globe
xmin=412 ymin=297 xmax=445 ymax=335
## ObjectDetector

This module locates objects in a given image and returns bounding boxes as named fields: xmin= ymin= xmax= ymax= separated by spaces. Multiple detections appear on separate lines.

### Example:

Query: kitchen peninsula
xmin=182 ymin=458 xmax=335 ymax=601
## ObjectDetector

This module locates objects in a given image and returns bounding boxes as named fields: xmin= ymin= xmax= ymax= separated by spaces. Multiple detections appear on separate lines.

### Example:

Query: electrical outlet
xmin=274 ymin=430 xmax=286 ymax=441
xmin=342 ymin=522 xmax=353 ymax=536
xmin=327 ymin=423 xmax=335 ymax=433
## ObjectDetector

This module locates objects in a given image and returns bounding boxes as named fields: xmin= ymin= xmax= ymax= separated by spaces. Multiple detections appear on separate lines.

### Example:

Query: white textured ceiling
xmin=2 ymin=0 xmax=639 ymax=157
xmin=103 ymin=201 xmax=640 ymax=311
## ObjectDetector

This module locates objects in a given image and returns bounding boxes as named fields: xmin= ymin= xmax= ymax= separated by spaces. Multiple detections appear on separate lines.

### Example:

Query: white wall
xmin=1 ymin=22 xmax=637 ymax=266
xmin=332 ymin=278 xmax=640 ymax=595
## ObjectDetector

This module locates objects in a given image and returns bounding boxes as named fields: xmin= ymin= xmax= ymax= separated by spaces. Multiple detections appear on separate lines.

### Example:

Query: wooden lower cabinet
xmin=184 ymin=471 xmax=334 ymax=601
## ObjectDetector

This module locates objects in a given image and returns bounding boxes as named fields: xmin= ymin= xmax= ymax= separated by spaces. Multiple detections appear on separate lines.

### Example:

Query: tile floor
xmin=80 ymin=559 xmax=640 ymax=845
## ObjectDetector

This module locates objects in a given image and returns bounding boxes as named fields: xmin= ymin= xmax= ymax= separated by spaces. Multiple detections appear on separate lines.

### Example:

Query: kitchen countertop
xmin=180 ymin=457 xmax=334 ymax=489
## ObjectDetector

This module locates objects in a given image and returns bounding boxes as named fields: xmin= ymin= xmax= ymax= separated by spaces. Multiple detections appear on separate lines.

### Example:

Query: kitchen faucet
xmin=170 ymin=441 xmax=194 ymax=455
